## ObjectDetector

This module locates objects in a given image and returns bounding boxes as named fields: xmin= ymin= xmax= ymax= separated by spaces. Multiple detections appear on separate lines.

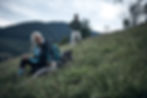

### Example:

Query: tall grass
xmin=0 ymin=24 xmax=147 ymax=98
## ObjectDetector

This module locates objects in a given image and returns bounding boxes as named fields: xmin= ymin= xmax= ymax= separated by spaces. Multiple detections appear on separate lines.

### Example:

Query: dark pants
xmin=20 ymin=58 xmax=45 ymax=74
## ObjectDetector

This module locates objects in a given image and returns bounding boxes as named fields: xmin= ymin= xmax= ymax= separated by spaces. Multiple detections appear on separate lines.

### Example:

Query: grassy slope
xmin=0 ymin=24 xmax=147 ymax=98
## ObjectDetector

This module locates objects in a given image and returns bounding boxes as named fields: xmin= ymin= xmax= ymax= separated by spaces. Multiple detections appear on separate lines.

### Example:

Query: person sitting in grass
xmin=18 ymin=31 xmax=61 ymax=76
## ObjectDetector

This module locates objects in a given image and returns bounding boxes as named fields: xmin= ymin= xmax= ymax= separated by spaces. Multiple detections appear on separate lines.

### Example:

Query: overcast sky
xmin=0 ymin=0 xmax=136 ymax=32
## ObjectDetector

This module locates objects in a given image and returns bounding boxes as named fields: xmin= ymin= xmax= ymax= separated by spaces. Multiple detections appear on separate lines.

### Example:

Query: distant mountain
xmin=0 ymin=21 xmax=71 ymax=62
xmin=0 ymin=21 xmax=101 ymax=62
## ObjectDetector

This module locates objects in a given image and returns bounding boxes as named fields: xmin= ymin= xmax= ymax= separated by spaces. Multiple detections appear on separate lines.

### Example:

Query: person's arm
xmin=29 ymin=47 xmax=40 ymax=64
xmin=51 ymin=45 xmax=61 ymax=61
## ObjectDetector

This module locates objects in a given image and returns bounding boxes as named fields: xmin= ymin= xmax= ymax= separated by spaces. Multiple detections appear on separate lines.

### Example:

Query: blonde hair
xmin=31 ymin=31 xmax=44 ymax=50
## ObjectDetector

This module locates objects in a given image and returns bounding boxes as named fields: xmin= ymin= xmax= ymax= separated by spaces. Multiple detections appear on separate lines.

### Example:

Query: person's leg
xmin=18 ymin=58 xmax=29 ymax=76
xmin=19 ymin=58 xmax=37 ymax=76
xmin=20 ymin=58 xmax=31 ymax=68
xmin=29 ymin=65 xmax=38 ymax=75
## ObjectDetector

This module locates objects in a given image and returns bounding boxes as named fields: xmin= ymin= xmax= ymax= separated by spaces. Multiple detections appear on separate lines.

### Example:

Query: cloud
xmin=0 ymin=0 xmax=128 ymax=32
xmin=0 ymin=18 xmax=12 ymax=27
xmin=99 ymin=3 xmax=122 ymax=20
xmin=2 ymin=1 xmax=42 ymax=19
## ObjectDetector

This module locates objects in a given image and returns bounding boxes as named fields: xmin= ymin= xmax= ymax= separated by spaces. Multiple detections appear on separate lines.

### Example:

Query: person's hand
xmin=51 ymin=61 xmax=57 ymax=70
xmin=52 ymin=61 xmax=57 ymax=66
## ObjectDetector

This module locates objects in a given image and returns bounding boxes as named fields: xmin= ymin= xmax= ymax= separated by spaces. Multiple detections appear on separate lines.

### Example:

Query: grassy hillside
xmin=0 ymin=24 xmax=147 ymax=98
